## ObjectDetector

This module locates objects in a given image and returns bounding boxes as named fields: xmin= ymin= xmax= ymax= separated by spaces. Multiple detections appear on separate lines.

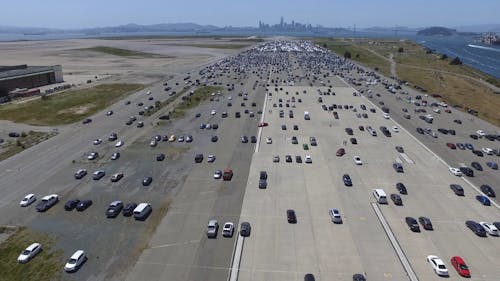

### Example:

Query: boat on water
xmin=480 ymin=33 xmax=500 ymax=46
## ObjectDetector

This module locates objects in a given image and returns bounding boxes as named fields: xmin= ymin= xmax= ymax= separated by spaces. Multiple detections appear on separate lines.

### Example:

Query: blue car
xmin=199 ymin=124 xmax=206 ymax=129
xmin=465 ymin=143 xmax=474 ymax=150
xmin=487 ymin=162 xmax=498 ymax=170
xmin=476 ymin=195 xmax=491 ymax=206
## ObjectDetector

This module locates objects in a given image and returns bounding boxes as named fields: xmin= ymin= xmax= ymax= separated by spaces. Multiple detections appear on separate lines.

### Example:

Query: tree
xmin=440 ymin=54 xmax=448 ymax=60
xmin=344 ymin=51 xmax=351 ymax=59
xmin=450 ymin=57 xmax=463 ymax=65
xmin=398 ymin=47 xmax=404 ymax=53
xmin=322 ymin=43 xmax=327 ymax=48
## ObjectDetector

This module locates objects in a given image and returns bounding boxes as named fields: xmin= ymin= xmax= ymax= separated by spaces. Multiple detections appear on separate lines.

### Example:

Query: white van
xmin=133 ymin=203 xmax=152 ymax=221
xmin=373 ymin=189 xmax=388 ymax=204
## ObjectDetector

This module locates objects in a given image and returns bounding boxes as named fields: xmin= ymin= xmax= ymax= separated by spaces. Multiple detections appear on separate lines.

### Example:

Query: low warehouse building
xmin=0 ymin=64 xmax=63 ymax=94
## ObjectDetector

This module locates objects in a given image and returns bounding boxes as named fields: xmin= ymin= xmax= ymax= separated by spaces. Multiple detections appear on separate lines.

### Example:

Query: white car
xmin=479 ymin=222 xmax=499 ymax=236
xmin=87 ymin=152 xmax=98 ymax=160
xmin=305 ymin=155 xmax=312 ymax=163
xmin=211 ymin=110 xmax=216 ymax=115
xmin=214 ymin=170 xmax=222 ymax=179
xmin=427 ymin=255 xmax=449 ymax=276
xmin=20 ymin=194 xmax=36 ymax=207
xmin=150 ymin=140 xmax=157 ymax=147
xmin=266 ymin=137 xmax=272 ymax=144
xmin=64 ymin=250 xmax=87 ymax=272
xmin=17 ymin=243 xmax=42 ymax=263
xmin=222 ymin=222 xmax=234 ymax=237
xmin=476 ymin=130 xmax=485 ymax=136
xmin=383 ymin=113 xmax=390 ymax=119
xmin=93 ymin=139 xmax=102 ymax=145
xmin=353 ymin=156 xmax=363 ymax=165
xmin=207 ymin=155 xmax=216 ymax=163
xmin=449 ymin=167 xmax=462 ymax=176
xmin=392 ymin=126 xmax=399 ymax=132
xmin=481 ymin=148 xmax=493 ymax=155
xmin=115 ymin=140 xmax=124 ymax=147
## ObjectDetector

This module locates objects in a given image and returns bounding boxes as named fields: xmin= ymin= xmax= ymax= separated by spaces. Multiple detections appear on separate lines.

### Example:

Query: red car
xmin=257 ymin=122 xmax=268 ymax=127
xmin=450 ymin=256 xmax=470 ymax=278
xmin=445 ymin=109 xmax=452 ymax=113
xmin=336 ymin=148 xmax=345 ymax=157
xmin=222 ymin=169 xmax=233 ymax=181
xmin=446 ymin=142 xmax=456 ymax=149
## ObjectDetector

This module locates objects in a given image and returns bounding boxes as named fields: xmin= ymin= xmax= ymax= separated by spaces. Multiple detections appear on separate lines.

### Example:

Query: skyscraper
xmin=280 ymin=16 xmax=284 ymax=28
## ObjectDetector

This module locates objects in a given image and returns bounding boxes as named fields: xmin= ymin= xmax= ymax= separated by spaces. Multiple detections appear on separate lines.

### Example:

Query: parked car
xmin=475 ymin=195 xmax=491 ymax=206
xmin=92 ymin=170 xmax=105 ymax=180
xmin=64 ymin=250 xmax=87 ymax=272
xmin=142 ymin=176 xmax=153 ymax=186
xmin=287 ymin=209 xmax=297 ymax=223
xmin=110 ymin=173 xmax=123 ymax=182
xmin=222 ymin=222 xmax=234 ymax=237
xmin=328 ymin=208 xmax=342 ymax=224
xmin=465 ymin=220 xmax=487 ymax=237
xmin=20 ymin=194 xmax=36 ymax=207
xmin=449 ymin=167 xmax=462 ymax=176
xmin=17 ymin=243 xmax=42 ymax=263
xmin=106 ymin=201 xmax=123 ymax=218
xmin=240 ymin=222 xmax=251 ymax=237
xmin=393 ymin=162 xmax=403 ymax=173
xmin=352 ymin=274 xmax=366 ymax=281
xmin=343 ymin=174 xmax=352 ymax=186
xmin=75 ymin=200 xmax=93 ymax=211
xmin=487 ymin=161 xmax=498 ymax=170
xmin=471 ymin=162 xmax=483 ymax=171
xmin=396 ymin=182 xmax=407 ymax=194
xmin=427 ymin=255 xmax=449 ymax=276
xmin=480 ymin=184 xmax=495 ymax=197
xmin=405 ymin=217 xmax=420 ymax=232
xmin=35 ymin=194 xmax=58 ymax=212
xmin=207 ymin=219 xmax=219 ymax=238
xmin=450 ymin=184 xmax=464 ymax=196
xmin=479 ymin=221 xmax=499 ymax=236
xmin=336 ymin=148 xmax=345 ymax=157
xmin=450 ymin=256 xmax=470 ymax=278
xmin=390 ymin=194 xmax=403 ymax=205
xmin=418 ymin=216 xmax=433 ymax=230
xmin=353 ymin=156 xmax=362 ymax=165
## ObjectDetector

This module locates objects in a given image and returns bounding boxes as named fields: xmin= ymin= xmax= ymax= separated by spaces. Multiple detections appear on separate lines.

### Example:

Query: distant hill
xmin=417 ymin=26 xmax=456 ymax=36
xmin=80 ymin=23 xmax=220 ymax=34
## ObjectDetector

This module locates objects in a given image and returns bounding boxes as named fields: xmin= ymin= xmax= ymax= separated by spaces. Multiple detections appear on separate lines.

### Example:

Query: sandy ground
xmin=0 ymin=37 xmax=245 ymax=87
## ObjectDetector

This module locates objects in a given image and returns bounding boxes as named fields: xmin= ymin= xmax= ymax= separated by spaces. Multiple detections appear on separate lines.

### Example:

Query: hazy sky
xmin=2 ymin=0 xmax=499 ymax=29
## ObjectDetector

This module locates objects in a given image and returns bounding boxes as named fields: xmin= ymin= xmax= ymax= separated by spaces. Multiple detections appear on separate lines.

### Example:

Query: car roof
xmin=71 ymin=250 xmax=85 ymax=259
xmin=26 ymin=242 xmax=41 ymax=250
xmin=134 ymin=203 xmax=151 ymax=212
xmin=110 ymin=200 xmax=122 ymax=206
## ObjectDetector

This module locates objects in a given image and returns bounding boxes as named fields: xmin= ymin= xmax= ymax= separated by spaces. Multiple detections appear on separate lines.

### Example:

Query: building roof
xmin=0 ymin=65 xmax=59 ymax=81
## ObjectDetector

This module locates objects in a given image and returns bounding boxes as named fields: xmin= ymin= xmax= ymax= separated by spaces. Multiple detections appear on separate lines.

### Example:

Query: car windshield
xmin=22 ymin=250 xmax=31 ymax=255
xmin=459 ymin=264 xmax=468 ymax=270
xmin=438 ymin=265 xmax=446 ymax=269
xmin=68 ymin=258 xmax=77 ymax=264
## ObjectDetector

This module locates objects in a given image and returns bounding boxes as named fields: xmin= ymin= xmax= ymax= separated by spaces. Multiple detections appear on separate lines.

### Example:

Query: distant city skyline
xmin=1 ymin=0 xmax=499 ymax=30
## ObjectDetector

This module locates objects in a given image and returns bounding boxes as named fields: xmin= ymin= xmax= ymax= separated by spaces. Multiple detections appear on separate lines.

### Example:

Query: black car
xmin=194 ymin=153 xmax=203 ymax=163
xmin=122 ymin=202 xmax=138 ymax=217
xmin=350 ymin=138 xmax=357 ymax=144
xmin=459 ymin=167 xmax=474 ymax=177
xmin=159 ymin=115 xmax=170 ymax=120
xmin=210 ymin=135 xmax=218 ymax=143
xmin=345 ymin=128 xmax=353 ymax=135
xmin=142 ymin=177 xmax=153 ymax=186
xmin=106 ymin=201 xmax=124 ymax=218
xmin=472 ymin=150 xmax=484 ymax=157
xmin=285 ymin=155 xmax=293 ymax=163
xmin=64 ymin=199 xmax=80 ymax=211
xmin=251 ymin=136 xmax=257 ymax=143
xmin=212 ymin=124 xmax=219 ymax=130
xmin=480 ymin=184 xmax=496 ymax=197
xmin=156 ymin=154 xmax=165 ymax=161
xmin=291 ymin=136 xmax=298 ymax=144
xmin=465 ymin=220 xmax=487 ymax=237
xmin=76 ymin=200 xmax=93 ymax=211
xmin=293 ymin=125 xmax=299 ymax=130
xmin=281 ymin=125 xmax=287 ymax=130
xmin=343 ymin=174 xmax=352 ymax=186
xmin=450 ymin=184 xmax=465 ymax=196
xmin=471 ymin=162 xmax=483 ymax=171
xmin=396 ymin=182 xmax=408 ymax=194
xmin=258 ymin=179 xmax=267 ymax=189
xmin=241 ymin=136 xmax=248 ymax=143
xmin=393 ymin=163 xmax=404 ymax=173
xmin=195 ymin=113 xmax=201 ymax=118
xmin=235 ymin=112 xmax=241 ymax=118
xmin=82 ymin=118 xmax=92 ymax=124
xmin=260 ymin=171 xmax=268 ymax=180
xmin=416 ymin=127 xmax=424 ymax=134
xmin=304 ymin=273 xmax=315 ymax=281
xmin=352 ymin=274 xmax=366 ymax=281
xmin=240 ymin=222 xmax=251 ymax=237
xmin=390 ymin=194 xmax=403 ymax=205
xmin=418 ymin=216 xmax=433 ymax=230
xmin=470 ymin=134 xmax=479 ymax=140
xmin=395 ymin=146 xmax=404 ymax=153
xmin=287 ymin=209 xmax=297 ymax=223
xmin=358 ymin=125 xmax=364 ymax=131
xmin=405 ymin=217 xmax=420 ymax=232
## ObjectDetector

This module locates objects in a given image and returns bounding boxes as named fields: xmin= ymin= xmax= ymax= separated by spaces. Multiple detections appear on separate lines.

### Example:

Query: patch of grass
xmin=0 ymin=227 xmax=63 ymax=281
xmin=170 ymin=86 xmax=223 ymax=119
xmin=315 ymin=38 xmax=391 ymax=76
xmin=180 ymin=44 xmax=250 ymax=49
xmin=229 ymin=38 xmax=264 ymax=42
xmin=0 ymin=83 xmax=144 ymax=125
xmin=83 ymin=46 xmax=171 ymax=58
xmin=0 ymin=131 xmax=57 ymax=161
xmin=144 ymin=88 xmax=188 ymax=118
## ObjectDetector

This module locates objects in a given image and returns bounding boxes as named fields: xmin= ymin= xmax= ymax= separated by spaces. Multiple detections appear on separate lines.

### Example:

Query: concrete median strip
xmin=371 ymin=202 xmax=419 ymax=281
xmin=228 ymin=234 xmax=245 ymax=281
